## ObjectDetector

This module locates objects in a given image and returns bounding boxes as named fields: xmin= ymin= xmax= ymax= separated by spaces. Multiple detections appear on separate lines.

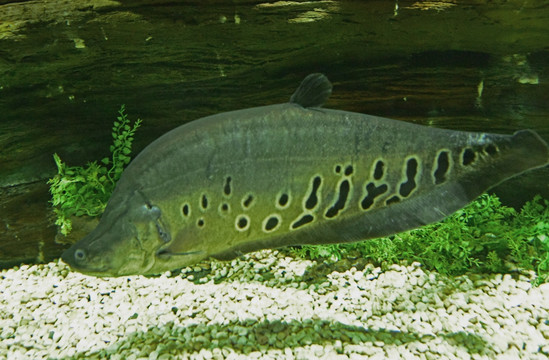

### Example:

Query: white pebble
xmin=0 ymin=251 xmax=547 ymax=360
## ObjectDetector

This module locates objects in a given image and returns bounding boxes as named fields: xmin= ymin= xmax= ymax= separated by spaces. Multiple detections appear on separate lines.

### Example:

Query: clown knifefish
xmin=62 ymin=74 xmax=549 ymax=276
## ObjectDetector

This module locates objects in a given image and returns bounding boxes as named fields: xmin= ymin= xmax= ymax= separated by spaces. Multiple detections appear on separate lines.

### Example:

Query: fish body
xmin=62 ymin=74 xmax=549 ymax=276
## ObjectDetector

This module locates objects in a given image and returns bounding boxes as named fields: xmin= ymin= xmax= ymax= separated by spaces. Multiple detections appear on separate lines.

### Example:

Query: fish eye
xmin=74 ymin=249 xmax=87 ymax=262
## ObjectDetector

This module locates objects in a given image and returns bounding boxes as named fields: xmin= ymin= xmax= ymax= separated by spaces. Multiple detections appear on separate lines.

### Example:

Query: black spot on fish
xmin=242 ymin=194 xmax=254 ymax=209
xmin=221 ymin=203 xmax=229 ymax=212
xmin=386 ymin=195 xmax=400 ymax=205
xmin=334 ymin=165 xmax=342 ymax=174
xmin=264 ymin=216 xmax=280 ymax=231
xmin=182 ymin=204 xmax=190 ymax=217
xmin=197 ymin=218 xmax=205 ymax=227
xmin=201 ymin=194 xmax=208 ymax=210
xmin=278 ymin=193 xmax=289 ymax=207
xmin=236 ymin=216 xmax=249 ymax=230
xmin=485 ymin=144 xmax=498 ymax=156
xmin=291 ymin=214 xmax=314 ymax=229
xmin=399 ymin=158 xmax=418 ymax=197
xmin=361 ymin=183 xmax=388 ymax=210
xmin=325 ymin=179 xmax=350 ymax=218
xmin=373 ymin=160 xmax=385 ymax=180
xmin=462 ymin=148 xmax=475 ymax=166
xmin=305 ymin=176 xmax=322 ymax=210
xmin=344 ymin=165 xmax=354 ymax=176
xmin=224 ymin=176 xmax=232 ymax=196
xmin=434 ymin=151 xmax=450 ymax=185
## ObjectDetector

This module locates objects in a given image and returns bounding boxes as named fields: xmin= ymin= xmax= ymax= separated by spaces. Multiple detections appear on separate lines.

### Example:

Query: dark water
xmin=1 ymin=1 xmax=548 ymax=187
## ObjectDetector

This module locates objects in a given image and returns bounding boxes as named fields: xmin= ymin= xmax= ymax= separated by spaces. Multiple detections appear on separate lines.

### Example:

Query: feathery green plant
xmin=292 ymin=193 xmax=549 ymax=284
xmin=48 ymin=105 xmax=142 ymax=235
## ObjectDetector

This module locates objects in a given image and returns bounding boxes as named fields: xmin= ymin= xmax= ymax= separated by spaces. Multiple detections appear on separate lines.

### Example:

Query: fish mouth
xmin=61 ymin=260 xmax=111 ymax=277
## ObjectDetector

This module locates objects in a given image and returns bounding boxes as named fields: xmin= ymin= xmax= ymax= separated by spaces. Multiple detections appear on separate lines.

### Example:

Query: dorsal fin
xmin=290 ymin=73 xmax=333 ymax=108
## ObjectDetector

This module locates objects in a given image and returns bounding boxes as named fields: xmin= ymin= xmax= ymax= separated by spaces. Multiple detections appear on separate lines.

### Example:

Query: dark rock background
xmin=1 ymin=0 xmax=548 ymax=268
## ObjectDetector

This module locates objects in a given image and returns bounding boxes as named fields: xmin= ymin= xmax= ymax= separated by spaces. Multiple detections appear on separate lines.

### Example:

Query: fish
xmin=61 ymin=73 xmax=549 ymax=277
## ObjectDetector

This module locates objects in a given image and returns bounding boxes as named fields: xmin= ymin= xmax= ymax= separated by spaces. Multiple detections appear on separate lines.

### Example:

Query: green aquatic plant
xmin=48 ymin=105 xmax=142 ymax=235
xmin=293 ymin=193 xmax=549 ymax=284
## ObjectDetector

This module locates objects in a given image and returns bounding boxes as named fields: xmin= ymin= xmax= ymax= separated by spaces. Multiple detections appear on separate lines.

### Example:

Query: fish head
xmin=61 ymin=189 xmax=170 ymax=277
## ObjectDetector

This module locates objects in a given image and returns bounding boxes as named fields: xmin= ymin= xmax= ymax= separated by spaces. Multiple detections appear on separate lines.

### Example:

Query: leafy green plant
xmin=48 ymin=105 xmax=142 ymax=235
xmin=292 ymin=193 xmax=549 ymax=284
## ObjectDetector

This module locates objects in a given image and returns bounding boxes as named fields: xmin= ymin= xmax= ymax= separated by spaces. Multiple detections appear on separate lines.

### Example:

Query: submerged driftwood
xmin=1 ymin=0 xmax=548 ymax=267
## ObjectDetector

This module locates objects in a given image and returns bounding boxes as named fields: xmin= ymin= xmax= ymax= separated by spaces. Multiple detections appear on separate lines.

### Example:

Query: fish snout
xmin=60 ymin=240 xmax=112 ymax=276
xmin=61 ymin=245 xmax=86 ymax=268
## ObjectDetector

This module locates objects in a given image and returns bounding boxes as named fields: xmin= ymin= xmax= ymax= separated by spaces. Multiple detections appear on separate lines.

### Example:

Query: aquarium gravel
xmin=1 ymin=250 xmax=549 ymax=360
